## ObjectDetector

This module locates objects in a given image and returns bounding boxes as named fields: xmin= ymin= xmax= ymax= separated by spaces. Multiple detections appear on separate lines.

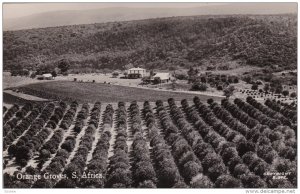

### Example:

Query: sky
xmin=3 ymin=3 xmax=225 ymax=19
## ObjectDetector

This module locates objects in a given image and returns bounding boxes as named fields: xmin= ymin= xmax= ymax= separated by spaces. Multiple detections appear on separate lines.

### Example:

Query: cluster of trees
xmin=61 ymin=127 xmax=94 ymax=185
xmin=38 ymin=129 xmax=64 ymax=166
xmin=73 ymin=103 xmax=89 ymax=133
xmin=169 ymin=98 xmax=243 ymax=187
xmin=192 ymin=97 xmax=295 ymax=187
xmin=7 ymin=103 xmax=55 ymax=166
xmin=128 ymin=102 xmax=143 ymax=135
xmin=272 ymin=126 xmax=297 ymax=161
xmin=174 ymin=70 xmax=189 ymax=80
xmin=221 ymin=99 xmax=259 ymax=129
xmin=60 ymin=101 xmax=78 ymax=129
xmin=194 ymin=98 xmax=246 ymax=152
xmin=182 ymin=99 xmax=264 ymax=188
xmin=234 ymin=98 xmax=281 ymax=129
xmin=57 ymin=59 xmax=70 ymax=75
xmin=210 ymin=101 xmax=252 ymax=138
xmin=219 ymin=99 xmax=296 ymax=185
xmin=242 ymin=78 xmax=262 ymax=86
xmin=106 ymin=102 xmax=132 ymax=188
xmin=250 ymin=78 xmax=297 ymax=98
xmin=223 ymin=86 xmax=235 ymax=99
xmin=24 ymin=127 xmax=53 ymax=161
xmin=249 ymin=125 xmax=297 ymax=187
xmin=60 ymin=136 xmax=76 ymax=153
xmin=241 ymin=152 xmax=293 ymax=188
xmin=128 ymin=101 xmax=157 ymax=187
xmin=3 ymin=98 xmax=297 ymax=188
xmin=88 ymin=101 xmax=101 ymax=128
xmin=190 ymin=82 xmax=208 ymax=91
xmin=188 ymin=73 xmax=239 ymax=95
xmin=142 ymin=101 xmax=186 ymax=188
xmin=222 ymin=99 xmax=296 ymax=162
xmin=82 ymin=130 xmax=111 ymax=188
xmin=131 ymin=132 xmax=157 ymax=187
xmin=60 ymin=102 xmax=101 ymax=187
xmin=33 ymin=149 xmax=71 ymax=188
xmin=4 ymin=104 xmax=42 ymax=151
xmin=269 ymin=79 xmax=284 ymax=94
xmin=79 ymin=103 xmax=112 ymax=188
xmin=246 ymin=97 xmax=293 ymax=128
xmin=193 ymin=74 xmax=239 ymax=91
xmin=279 ymin=100 xmax=297 ymax=111
xmin=210 ymin=101 xmax=295 ymax=175
xmin=4 ymin=15 xmax=296 ymax=73
xmin=46 ymin=102 xmax=67 ymax=129
xmin=15 ymin=103 xmax=33 ymax=119
xmin=12 ymin=102 xmax=67 ymax=166
xmin=102 ymin=104 xmax=114 ymax=131
xmin=3 ymin=104 xmax=20 ymax=124
xmin=274 ymin=126 xmax=296 ymax=147
xmin=156 ymin=100 xmax=218 ymax=187
xmin=265 ymin=99 xmax=297 ymax=124
xmin=33 ymin=102 xmax=94 ymax=188
xmin=10 ymin=69 xmax=30 ymax=77
xmin=211 ymin=101 xmax=277 ymax=164
xmin=190 ymin=98 xmax=267 ymax=187
xmin=4 ymin=103 xmax=32 ymax=137
xmin=36 ymin=102 xmax=70 ymax=166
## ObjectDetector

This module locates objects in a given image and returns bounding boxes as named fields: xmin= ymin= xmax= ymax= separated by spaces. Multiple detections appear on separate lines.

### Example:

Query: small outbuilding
xmin=42 ymin=73 xmax=54 ymax=80
xmin=153 ymin=73 xmax=171 ymax=83
xmin=37 ymin=73 xmax=54 ymax=80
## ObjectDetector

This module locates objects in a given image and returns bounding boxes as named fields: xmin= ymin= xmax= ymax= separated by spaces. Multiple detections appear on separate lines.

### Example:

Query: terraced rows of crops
xmin=3 ymin=97 xmax=297 ymax=188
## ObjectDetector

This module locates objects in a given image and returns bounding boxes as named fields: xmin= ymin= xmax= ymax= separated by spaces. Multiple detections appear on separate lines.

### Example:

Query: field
xmin=12 ymin=81 xmax=224 ymax=103
xmin=3 ymin=95 xmax=297 ymax=188
xmin=3 ymin=72 xmax=142 ymax=89
xmin=3 ymin=72 xmax=43 ymax=89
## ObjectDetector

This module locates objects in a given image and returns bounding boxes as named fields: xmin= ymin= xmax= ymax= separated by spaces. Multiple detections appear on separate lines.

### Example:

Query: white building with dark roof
xmin=127 ymin=67 xmax=146 ymax=78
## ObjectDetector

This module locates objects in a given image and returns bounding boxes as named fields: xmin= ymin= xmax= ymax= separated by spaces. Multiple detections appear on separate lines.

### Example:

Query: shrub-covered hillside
xmin=3 ymin=14 xmax=297 ymax=72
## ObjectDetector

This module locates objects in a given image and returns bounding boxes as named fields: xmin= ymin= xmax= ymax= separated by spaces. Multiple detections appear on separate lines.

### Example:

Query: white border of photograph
xmin=0 ymin=0 xmax=299 ymax=193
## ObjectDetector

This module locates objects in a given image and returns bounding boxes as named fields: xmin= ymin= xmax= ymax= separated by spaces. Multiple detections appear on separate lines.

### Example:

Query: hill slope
xmin=3 ymin=14 xmax=297 ymax=72
xmin=4 ymin=3 xmax=297 ymax=31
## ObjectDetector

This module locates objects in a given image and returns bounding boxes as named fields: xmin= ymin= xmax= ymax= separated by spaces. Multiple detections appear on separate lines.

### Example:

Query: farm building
xmin=153 ymin=73 xmax=171 ymax=83
xmin=43 ymin=73 xmax=54 ymax=80
xmin=127 ymin=67 xmax=146 ymax=78
xmin=142 ymin=72 xmax=172 ymax=84
xmin=37 ymin=73 xmax=54 ymax=80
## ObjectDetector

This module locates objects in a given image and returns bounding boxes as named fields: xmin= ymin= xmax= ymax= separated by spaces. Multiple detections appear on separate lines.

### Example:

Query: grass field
xmin=15 ymin=81 xmax=224 ymax=103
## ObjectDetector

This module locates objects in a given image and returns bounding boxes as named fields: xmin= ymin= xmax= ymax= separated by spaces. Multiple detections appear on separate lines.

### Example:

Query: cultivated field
xmin=3 ymin=72 xmax=142 ymax=89
xmin=3 ymin=96 xmax=297 ymax=188
xmin=13 ymin=81 xmax=224 ymax=103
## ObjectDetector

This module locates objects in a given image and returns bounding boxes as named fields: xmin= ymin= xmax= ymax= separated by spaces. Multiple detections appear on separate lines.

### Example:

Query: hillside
xmin=4 ymin=3 xmax=297 ymax=31
xmin=3 ymin=14 xmax=297 ymax=72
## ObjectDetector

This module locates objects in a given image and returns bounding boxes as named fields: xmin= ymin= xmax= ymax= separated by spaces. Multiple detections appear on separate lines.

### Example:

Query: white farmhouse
xmin=127 ymin=67 xmax=146 ymax=78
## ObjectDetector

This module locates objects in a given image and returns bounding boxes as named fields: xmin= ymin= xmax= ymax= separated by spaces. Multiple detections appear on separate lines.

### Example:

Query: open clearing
xmin=15 ymin=81 xmax=224 ymax=103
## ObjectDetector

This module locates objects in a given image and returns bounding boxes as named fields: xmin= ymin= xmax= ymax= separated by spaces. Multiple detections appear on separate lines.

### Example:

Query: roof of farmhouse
xmin=128 ymin=67 xmax=145 ymax=71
